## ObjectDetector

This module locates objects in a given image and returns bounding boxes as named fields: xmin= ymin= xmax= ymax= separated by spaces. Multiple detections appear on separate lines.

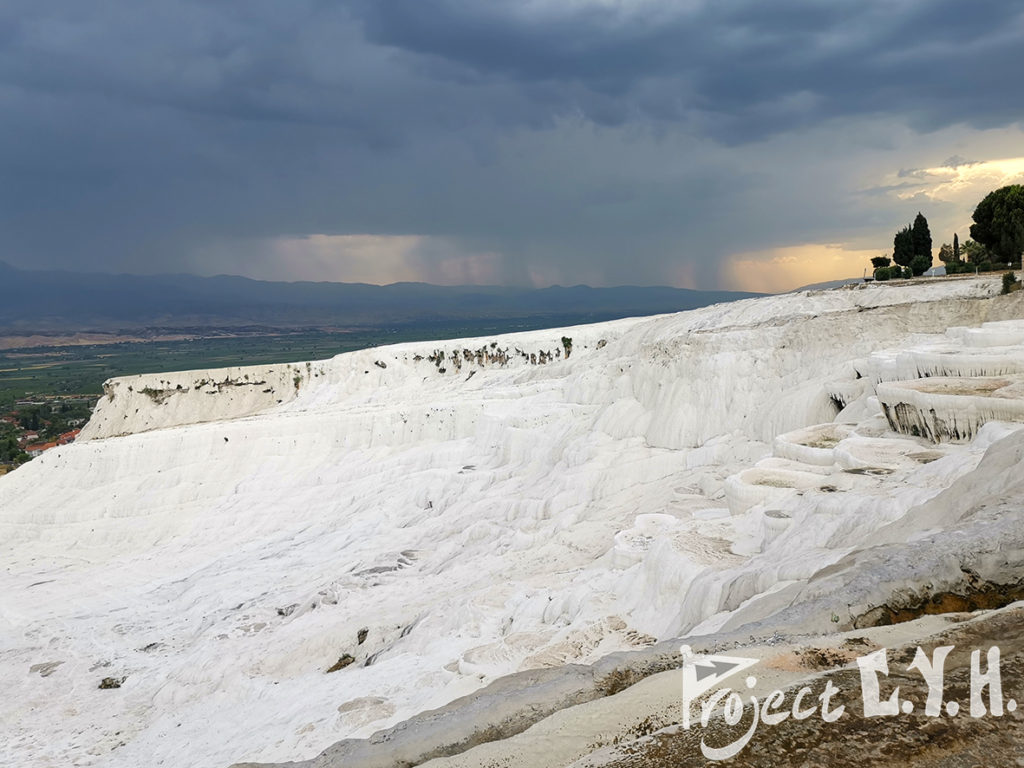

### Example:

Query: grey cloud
xmin=0 ymin=1 xmax=1020 ymax=288
xmin=354 ymin=0 xmax=1024 ymax=140
xmin=942 ymin=155 xmax=980 ymax=169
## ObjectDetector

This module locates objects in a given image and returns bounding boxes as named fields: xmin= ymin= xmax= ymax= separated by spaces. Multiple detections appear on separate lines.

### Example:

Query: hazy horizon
xmin=3 ymin=258 xmax=761 ymax=291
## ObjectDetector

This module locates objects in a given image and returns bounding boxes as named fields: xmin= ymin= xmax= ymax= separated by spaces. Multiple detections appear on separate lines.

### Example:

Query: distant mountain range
xmin=0 ymin=260 xmax=763 ymax=332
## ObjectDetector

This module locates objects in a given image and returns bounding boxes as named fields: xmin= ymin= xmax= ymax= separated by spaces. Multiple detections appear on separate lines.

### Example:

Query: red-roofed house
xmin=57 ymin=430 xmax=80 ymax=445
xmin=25 ymin=441 xmax=58 ymax=457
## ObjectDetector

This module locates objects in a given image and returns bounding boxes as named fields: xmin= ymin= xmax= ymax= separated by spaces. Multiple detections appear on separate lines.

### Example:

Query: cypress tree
xmin=911 ymin=212 xmax=932 ymax=261
xmin=953 ymin=232 xmax=960 ymax=262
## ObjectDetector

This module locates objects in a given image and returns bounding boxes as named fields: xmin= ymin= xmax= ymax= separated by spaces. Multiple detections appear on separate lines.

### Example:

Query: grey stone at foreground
xmin=231 ymin=650 xmax=682 ymax=768
xmin=588 ymin=604 xmax=1024 ymax=768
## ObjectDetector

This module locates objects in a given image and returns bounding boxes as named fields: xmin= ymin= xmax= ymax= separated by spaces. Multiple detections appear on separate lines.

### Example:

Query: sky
xmin=1 ymin=1 xmax=1023 ymax=292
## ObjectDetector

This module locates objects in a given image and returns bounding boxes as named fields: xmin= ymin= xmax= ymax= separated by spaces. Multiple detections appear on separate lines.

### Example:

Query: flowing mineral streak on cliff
xmin=2 ymin=276 xmax=1023 ymax=768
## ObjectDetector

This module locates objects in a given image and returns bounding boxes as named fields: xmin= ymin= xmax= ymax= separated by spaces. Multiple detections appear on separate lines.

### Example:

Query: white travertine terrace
xmin=772 ymin=423 xmax=854 ymax=466
xmin=4 ymin=275 xmax=1024 ymax=768
xmin=723 ymin=466 xmax=828 ymax=515
xmin=832 ymin=434 xmax=949 ymax=471
xmin=854 ymin=321 xmax=1024 ymax=384
xmin=947 ymin=319 xmax=1024 ymax=347
xmin=877 ymin=374 xmax=1024 ymax=442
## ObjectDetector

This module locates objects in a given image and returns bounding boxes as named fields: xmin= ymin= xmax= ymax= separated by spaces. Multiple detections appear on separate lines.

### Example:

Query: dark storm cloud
xmin=354 ymin=0 xmax=1024 ymax=139
xmin=0 ymin=0 xmax=1021 ymax=286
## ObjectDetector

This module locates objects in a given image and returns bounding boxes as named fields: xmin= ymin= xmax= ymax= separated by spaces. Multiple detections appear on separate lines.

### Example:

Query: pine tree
xmin=970 ymin=185 xmax=1024 ymax=265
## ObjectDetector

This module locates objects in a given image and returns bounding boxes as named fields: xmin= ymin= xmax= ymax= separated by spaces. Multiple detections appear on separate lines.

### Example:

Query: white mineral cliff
xmin=2 ymin=276 xmax=1023 ymax=768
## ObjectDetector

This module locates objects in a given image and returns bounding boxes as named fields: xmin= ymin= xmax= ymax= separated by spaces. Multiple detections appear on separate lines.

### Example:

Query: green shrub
xmin=910 ymin=253 xmax=932 ymax=276
xmin=1002 ymin=272 xmax=1019 ymax=294
xmin=876 ymin=265 xmax=909 ymax=281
